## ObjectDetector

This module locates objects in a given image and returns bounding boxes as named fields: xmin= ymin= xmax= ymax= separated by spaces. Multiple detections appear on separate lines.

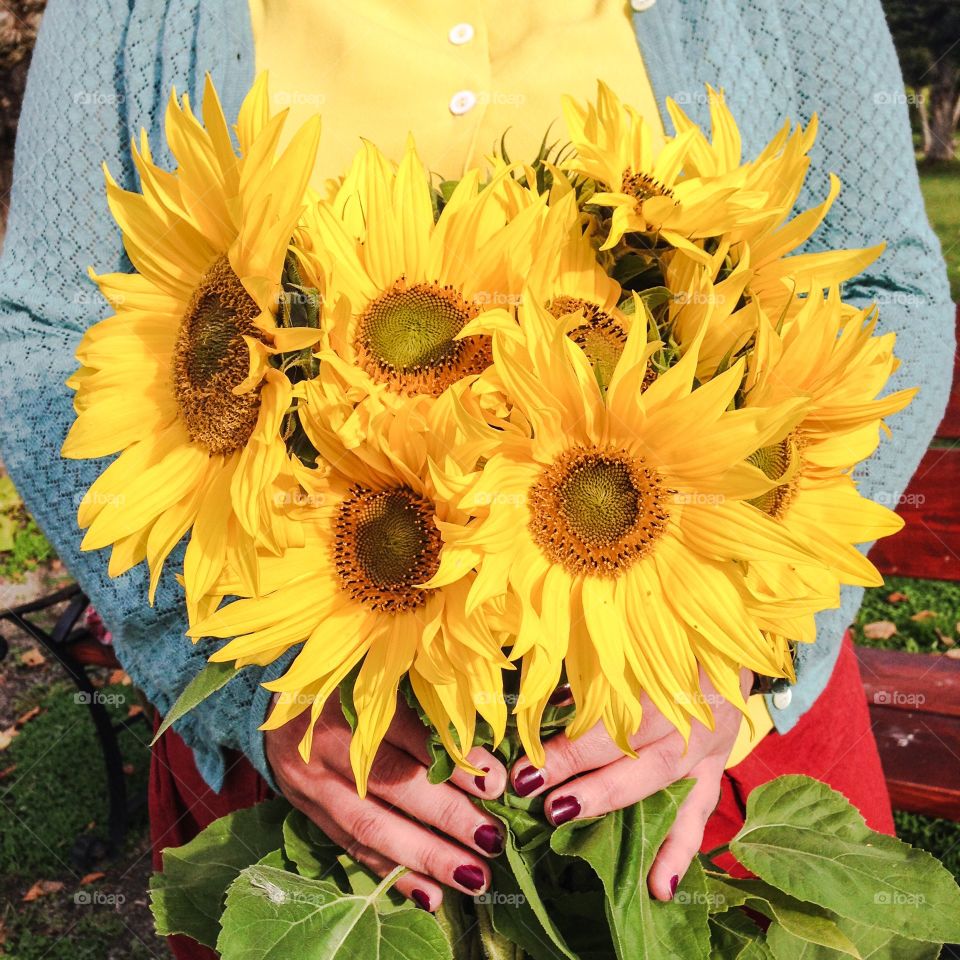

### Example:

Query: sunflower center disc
xmin=549 ymin=296 xmax=627 ymax=391
xmin=334 ymin=486 xmax=442 ymax=612
xmin=354 ymin=279 xmax=491 ymax=396
xmin=528 ymin=445 xmax=670 ymax=576
xmin=747 ymin=437 xmax=797 ymax=519
xmin=559 ymin=458 xmax=639 ymax=544
xmin=173 ymin=255 xmax=263 ymax=456
xmin=620 ymin=168 xmax=676 ymax=204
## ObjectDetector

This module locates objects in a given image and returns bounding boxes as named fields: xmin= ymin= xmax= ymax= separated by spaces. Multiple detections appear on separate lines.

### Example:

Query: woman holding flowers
xmin=0 ymin=2 xmax=952 ymax=956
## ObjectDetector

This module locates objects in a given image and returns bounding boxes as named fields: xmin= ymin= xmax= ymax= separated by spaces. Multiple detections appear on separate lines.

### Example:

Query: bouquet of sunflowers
xmin=64 ymin=75 xmax=960 ymax=959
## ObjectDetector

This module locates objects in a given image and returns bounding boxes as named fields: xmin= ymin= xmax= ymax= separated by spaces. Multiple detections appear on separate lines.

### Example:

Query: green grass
xmin=0 ymin=681 xmax=150 ymax=875
xmin=853 ymin=575 xmax=960 ymax=654
xmin=0 ymin=681 xmax=155 ymax=958
xmin=1 ymin=909 xmax=157 ymax=960
xmin=853 ymin=577 xmax=960 ymax=880
xmin=918 ymin=160 xmax=960 ymax=301
xmin=0 ymin=513 xmax=55 ymax=581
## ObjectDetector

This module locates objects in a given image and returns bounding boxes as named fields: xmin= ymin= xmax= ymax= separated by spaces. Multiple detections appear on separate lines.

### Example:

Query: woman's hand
xmin=266 ymin=694 xmax=508 ymax=912
xmin=509 ymin=668 xmax=752 ymax=901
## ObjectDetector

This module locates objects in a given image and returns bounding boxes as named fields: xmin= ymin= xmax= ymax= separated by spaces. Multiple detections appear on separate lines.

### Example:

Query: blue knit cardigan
xmin=0 ymin=0 xmax=951 ymax=791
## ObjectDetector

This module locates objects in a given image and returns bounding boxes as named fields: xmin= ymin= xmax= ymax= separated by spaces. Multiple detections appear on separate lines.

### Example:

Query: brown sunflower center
xmin=173 ymin=255 xmax=264 ymax=456
xmin=620 ymin=168 xmax=677 ymax=204
xmin=548 ymin=296 xmax=627 ymax=392
xmin=528 ymin=445 xmax=670 ymax=576
xmin=747 ymin=435 xmax=800 ymax=520
xmin=334 ymin=486 xmax=442 ymax=612
xmin=353 ymin=279 xmax=491 ymax=397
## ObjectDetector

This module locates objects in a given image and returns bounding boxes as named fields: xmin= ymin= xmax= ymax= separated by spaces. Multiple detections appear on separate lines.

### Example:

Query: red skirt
xmin=150 ymin=633 xmax=893 ymax=958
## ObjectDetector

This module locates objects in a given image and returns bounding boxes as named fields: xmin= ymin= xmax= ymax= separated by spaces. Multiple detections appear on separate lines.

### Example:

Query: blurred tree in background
xmin=882 ymin=0 xmax=960 ymax=161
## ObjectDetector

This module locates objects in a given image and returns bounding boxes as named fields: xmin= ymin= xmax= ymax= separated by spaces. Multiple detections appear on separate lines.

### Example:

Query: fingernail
xmin=549 ymin=795 xmax=581 ymax=826
xmin=474 ymin=766 xmax=490 ymax=792
xmin=670 ymin=875 xmax=679 ymax=898
xmin=453 ymin=864 xmax=485 ymax=892
xmin=513 ymin=767 xmax=544 ymax=797
xmin=474 ymin=824 xmax=504 ymax=856
xmin=412 ymin=888 xmax=431 ymax=911
xmin=549 ymin=683 xmax=572 ymax=705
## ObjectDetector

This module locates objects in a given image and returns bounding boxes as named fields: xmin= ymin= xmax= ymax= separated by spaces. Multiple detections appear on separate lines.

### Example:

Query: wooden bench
xmin=865 ymin=303 xmax=960 ymax=821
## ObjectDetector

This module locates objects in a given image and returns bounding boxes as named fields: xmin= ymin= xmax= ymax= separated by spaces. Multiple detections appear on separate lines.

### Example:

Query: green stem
xmin=475 ymin=899 xmax=525 ymax=960
xmin=436 ymin=895 xmax=483 ymax=960
xmin=701 ymin=843 xmax=730 ymax=862
xmin=372 ymin=865 xmax=407 ymax=900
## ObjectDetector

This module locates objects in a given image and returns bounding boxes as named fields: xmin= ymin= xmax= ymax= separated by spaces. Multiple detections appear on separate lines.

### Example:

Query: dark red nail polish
xmin=474 ymin=766 xmax=490 ymax=791
xmin=513 ymin=766 xmax=544 ymax=797
xmin=453 ymin=864 xmax=485 ymax=892
xmin=412 ymin=888 xmax=431 ymax=911
xmin=670 ymin=875 xmax=679 ymax=898
xmin=549 ymin=683 xmax=572 ymax=705
xmin=549 ymin=795 xmax=581 ymax=826
xmin=474 ymin=824 xmax=504 ymax=856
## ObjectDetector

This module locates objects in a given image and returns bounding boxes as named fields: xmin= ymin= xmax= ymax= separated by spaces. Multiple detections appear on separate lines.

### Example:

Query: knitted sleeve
xmin=0 ymin=0 xmax=286 ymax=792
xmin=771 ymin=0 xmax=955 ymax=729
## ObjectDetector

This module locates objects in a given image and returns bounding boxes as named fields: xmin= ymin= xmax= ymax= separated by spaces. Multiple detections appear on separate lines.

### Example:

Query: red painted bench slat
xmin=855 ymin=646 xmax=960 ymax=819
xmin=868 ymin=447 xmax=960 ymax=581
xmin=935 ymin=305 xmax=960 ymax=439
xmin=857 ymin=646 xmax=960 ymax=719
xmin=867 ymin=705 xmax=960 ymax=819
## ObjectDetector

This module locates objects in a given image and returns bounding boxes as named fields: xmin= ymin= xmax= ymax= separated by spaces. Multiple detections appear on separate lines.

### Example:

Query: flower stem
xmin=475 ymin=899 xmax=526 ymax=960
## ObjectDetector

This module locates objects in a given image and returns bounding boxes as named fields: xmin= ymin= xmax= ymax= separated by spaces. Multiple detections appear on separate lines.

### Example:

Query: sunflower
xmin=294 ymin=138 xmax=547 ymax=405
xmin=531 ymin=192 xmax=635 ymax=393
xmin=468 ymin=184 xmax=638 ymax=423
xmin=561 ymin=82 xmax=768 ymax=253
xmin=189 ymin=388 xmax=510 ymax=795
xmin=664 ymin=88 xmax=884 ymax=318
xmin=663 ymin=250 xmax=760 ymax=381
xmin=740 ymin=289 xmax=915 ymax=608
xmin=428 ymin=294 xmax=816 ymax=766
xmin=62 ymin=74 xmax=323 ymax=620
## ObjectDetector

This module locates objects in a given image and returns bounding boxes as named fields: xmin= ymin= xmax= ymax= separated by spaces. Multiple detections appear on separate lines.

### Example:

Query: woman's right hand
xmin=265 ymin=694 xmax=508 ymax=912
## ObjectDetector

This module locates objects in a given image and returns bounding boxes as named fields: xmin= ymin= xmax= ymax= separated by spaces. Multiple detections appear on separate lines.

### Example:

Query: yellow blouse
xmin=248 ymin=0 xmax=665 ymax=184
xmin=247 ymin=0 xmax=773 ymax=765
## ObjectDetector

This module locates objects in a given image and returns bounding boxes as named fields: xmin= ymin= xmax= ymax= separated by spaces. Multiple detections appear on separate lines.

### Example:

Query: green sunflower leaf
xmin=281 ymin=810 xmax=346 ymax=885
xmin=480 ymin=796 xmax=579 ymax=960
xmin=550 ymin=780 xmax=711 ymax=960
xmin=150 ymin=797 xmax=289 ymax=948
xmin=766 ymin=919 xmax=940 ymax=960
xmin=704 ymin=875 xmax=861 ymax=957
xmin=217 ymin=862 xmax=451 ymax=960
xmin=730 ymin=775 xmax=960 ymax=944
xmin=151 ymin=660 xmax=239 ymax=745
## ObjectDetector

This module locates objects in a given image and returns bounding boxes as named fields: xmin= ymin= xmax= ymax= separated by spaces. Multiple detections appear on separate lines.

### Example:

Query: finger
xmin=308 ymin=767 xmax=492 ymax=895
xmin=318 ymin=816 xmax=444 ymax=912
xmin=542 ymin=732 xmax=693 ymax=824
xmin=323 ymin=737 xmax=505 ymax=858
xmin=647 ymin=755 xmax=725 ymax=902
xmin=510 ymin=705 xmax=676 ymax=799
xmin=384 ymin=699 xmax=509 ymax=800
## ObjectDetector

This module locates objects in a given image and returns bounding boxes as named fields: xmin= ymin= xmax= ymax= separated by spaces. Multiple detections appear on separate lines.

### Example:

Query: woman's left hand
xmin=509 ymin=667 xmax=753 ymax=901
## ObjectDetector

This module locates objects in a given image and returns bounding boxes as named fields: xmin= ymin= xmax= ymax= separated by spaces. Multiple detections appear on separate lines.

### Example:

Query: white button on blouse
xmin=772 ymin=687 xmax=793 ymax=711
xmin=449 ymin=90 xmax=478 ymax=115
xmin=448 ymin=22 xmax=475 ymax=45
